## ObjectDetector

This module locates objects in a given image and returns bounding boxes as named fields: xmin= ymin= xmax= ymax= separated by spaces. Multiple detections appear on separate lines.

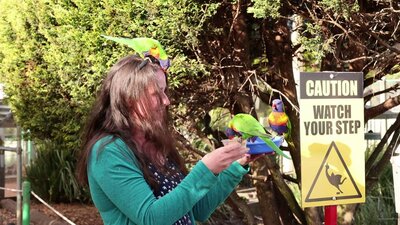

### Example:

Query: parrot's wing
xmin=241 ymin=130 xmax=273 ymax=143
xmin=239 ymin=127 xmax=273 ymax=143
xmin=101 ymin=36 xmax=168 ymax=60
xmin=258 ymin=136 xmax=291 ymax=159
xmin=251 ymin=130 xmax=274 ymax=139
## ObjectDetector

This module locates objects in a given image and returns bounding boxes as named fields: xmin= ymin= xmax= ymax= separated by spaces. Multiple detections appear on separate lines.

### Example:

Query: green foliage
xmin=386 ymin=64 xmax=400 ymax=79
xmin=354 ymin=166 xmax=396 ymax=225
xmin=320 ymin=0 xmax=359 ymax=19
xmin=208 ymin=107 xmax=231 ymax=132
xmin=298 ymin=23 xmax=334 ymax=64
xmin=168 ymin=56 xmax=210 ymax=88
xmin=0 ymin=0 xmax=219 ymax=140
xmin=252 ymin=54 xmax=269 ymax=73
xmin=25 ymin=141 xmax=90 ymax=202
xmin=0 ymin=0 xmax=219 ymax=202
xmin=248 ymin=0 xmax=281 ymax=19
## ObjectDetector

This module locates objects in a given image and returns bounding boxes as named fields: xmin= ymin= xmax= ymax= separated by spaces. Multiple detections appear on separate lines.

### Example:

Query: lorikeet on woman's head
xmin=102 ymin=35 xmax=170 ymax=71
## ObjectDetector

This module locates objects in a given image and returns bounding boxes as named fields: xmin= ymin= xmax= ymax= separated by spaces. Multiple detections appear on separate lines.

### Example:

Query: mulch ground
xmin=1 ymin=188 xmax=261 ymax=225
xmin=1 ymin=200 xmax=103 ymax=225
xmin=0 ymin=206 xmax=17 ymax=225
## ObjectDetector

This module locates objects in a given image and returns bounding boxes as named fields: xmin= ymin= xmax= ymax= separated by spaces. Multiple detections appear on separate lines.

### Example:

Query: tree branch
xmin=365 ymin=112 xmax=400 ymax=173
xmin=364 ymin=81 xmax=400 ymax=103
xmin=227 ymin=0 xmax=241 ymax=42
xmin=174 ymin=130 xmax=207 ymax=157
xmin=246 ymin=173 xmax=298 ymax=184
xmin=364 ymin=94 xmax=400 ymax=122
xmin=366 ymin=113 xmax=400 ymax=187
xmin=351 ymin=15 xmax=400 ymax=54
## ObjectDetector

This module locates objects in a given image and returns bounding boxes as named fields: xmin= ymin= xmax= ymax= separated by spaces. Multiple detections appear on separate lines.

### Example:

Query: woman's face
xmin=135 ymin=69 xmax=170 ymax=118
xmin=151 ymin=69 xmax=170 ymax=109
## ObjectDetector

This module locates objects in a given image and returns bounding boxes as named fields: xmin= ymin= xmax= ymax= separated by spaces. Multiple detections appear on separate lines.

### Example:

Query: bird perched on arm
xmin=225 ymin=113 xmax=291 ymax=159
xmin=101 ymin=35 xmax=170 ymax=71
xmin=268 ymin=99 xmax=291 ymax=138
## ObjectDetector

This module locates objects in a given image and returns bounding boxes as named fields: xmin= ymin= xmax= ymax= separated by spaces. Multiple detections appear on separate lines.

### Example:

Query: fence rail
xmin=0 ymin=146 xmax=17 ymax=152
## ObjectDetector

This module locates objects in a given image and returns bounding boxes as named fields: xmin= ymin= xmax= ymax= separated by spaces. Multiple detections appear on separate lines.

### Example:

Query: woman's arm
xmin=191 ymin=161 xmax=249 ymax=222
xmin=89 ymin=139 xmax=218 ymax=225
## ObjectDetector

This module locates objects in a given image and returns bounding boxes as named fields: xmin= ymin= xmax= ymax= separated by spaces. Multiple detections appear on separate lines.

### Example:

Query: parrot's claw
xmin=281 ymin=139 xmax=288 ymax=147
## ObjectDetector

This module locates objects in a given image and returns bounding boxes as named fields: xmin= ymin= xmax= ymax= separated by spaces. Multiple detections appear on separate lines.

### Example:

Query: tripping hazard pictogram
xmin=305 ymin=141 xmax=362 ymax=203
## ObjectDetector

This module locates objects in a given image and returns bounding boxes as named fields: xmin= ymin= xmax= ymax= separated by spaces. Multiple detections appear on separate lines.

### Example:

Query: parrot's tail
xmin=259 ymin=136 xmax=291 ymax=159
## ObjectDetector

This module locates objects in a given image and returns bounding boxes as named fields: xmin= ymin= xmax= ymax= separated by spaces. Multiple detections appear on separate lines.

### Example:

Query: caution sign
xmin=300 ymin=72 xmax=365 ymax=207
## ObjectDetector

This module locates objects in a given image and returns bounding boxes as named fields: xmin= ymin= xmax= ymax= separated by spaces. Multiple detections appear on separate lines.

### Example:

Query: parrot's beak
xmin=225 ymin=128 xmax=235 ymax=139
xmin=272 ymin=103 xmax=276 ymax=110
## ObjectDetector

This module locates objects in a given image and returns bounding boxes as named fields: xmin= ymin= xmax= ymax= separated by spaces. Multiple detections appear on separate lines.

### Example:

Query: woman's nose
xmin=162 ymin=93 xmax=170 ymax=106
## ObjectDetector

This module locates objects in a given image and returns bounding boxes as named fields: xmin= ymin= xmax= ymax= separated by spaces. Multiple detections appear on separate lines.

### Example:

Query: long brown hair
xmin=76 ymin=55 xmax=187 ymax=190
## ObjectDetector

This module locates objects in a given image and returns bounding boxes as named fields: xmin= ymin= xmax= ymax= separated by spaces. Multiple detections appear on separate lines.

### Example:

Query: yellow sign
xmin=300 ymin=72 xmax=365 ymax=207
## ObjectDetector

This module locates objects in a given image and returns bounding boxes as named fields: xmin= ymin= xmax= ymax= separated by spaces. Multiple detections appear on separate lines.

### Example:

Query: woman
xmin=76 ymin=55 xmax=253 ymax=225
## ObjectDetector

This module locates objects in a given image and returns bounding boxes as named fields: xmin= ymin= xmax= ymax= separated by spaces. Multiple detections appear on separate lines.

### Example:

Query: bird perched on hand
xmin=101 ymin=35 xmax=170 ymax=71
xmin=225 ymin=113 xmax=291 ymax=159
xmin=268 ymin=99 xmax=291 ymax=137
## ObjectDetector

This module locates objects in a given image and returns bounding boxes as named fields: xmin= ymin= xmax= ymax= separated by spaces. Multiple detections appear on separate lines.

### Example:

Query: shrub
xmin=25 ymin=140 xmax=90 ymax=202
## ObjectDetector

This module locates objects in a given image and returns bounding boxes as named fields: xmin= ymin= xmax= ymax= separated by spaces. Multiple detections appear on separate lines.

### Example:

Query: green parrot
xmin=101 ymin=35 xmax=170 ymax=71
xmin=226 ymin=113 xmax=291 ymax=159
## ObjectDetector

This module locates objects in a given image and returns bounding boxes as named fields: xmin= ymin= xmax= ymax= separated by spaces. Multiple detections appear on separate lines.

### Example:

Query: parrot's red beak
xmin=272 ymin=103 xmax=276 ymax=110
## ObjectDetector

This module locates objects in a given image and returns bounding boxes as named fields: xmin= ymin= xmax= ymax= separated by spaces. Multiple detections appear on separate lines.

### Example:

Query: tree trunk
xmin=342 ymin=204 xmax=358 ymax=225
xmin=304 ymin=207 xmax=323 ymax=225
xmin=274 ymin=182 xmax=301 ymax=225
xmin=259 ymin=14 xmax=320 ymax=224
xmin=264 ymin=156 xmax=307 ymax=224
xmin=255 ymin=180 xmax=282 ymax=225
xmin=226 ymin=192 xmax=255 ymax=225
xmin=252 ymin=157 xmax=282 ymax=225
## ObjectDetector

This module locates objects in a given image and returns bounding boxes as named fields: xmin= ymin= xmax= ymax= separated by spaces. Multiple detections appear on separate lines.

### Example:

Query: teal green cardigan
xmin=88 ymin=136 xmax=249 ymax=225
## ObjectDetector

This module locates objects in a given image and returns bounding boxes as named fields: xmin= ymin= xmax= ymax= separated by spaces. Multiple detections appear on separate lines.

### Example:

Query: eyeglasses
xmin=138 ymin=54 xmax=161 ymax=70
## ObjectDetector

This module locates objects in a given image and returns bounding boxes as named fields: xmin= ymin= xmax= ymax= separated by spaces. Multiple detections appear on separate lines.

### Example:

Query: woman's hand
xmin=201 ymin=142 xmax=248 ymax=174
xmin=236 ymin=153 xmax=266 ymax=166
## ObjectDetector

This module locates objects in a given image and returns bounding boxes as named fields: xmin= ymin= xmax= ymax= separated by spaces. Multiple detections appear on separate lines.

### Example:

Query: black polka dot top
xmin=148 ymin=161 xmax=192 ymax=225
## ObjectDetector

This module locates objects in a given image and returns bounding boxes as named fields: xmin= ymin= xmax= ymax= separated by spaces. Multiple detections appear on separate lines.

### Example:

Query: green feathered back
xmin=101 ymin=35 xmax=169 ymax=60
xmin=229 ymin=113 xmax=291 ymax=159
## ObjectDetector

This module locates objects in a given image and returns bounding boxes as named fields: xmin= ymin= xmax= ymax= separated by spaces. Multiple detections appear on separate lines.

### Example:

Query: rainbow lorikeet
xmin=268 ymin=99 xmax=291 ymax=138
xmin=101 ymin=35 xmax=170 ymax=71
xmin=225 ymin=113 xmax=291 ymax=159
